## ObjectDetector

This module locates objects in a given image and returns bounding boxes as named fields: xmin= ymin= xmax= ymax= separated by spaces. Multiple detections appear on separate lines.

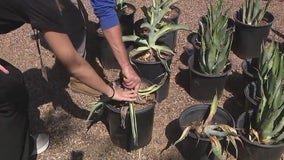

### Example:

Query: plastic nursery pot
xmin=243 ymin=81 xmax=260 ymax=111
xmin=131 ymin=55 xmax=172 ymax=103
xmin=117 ymin=3 xmax=136 ymax=36
xmin=187 ymin=54 xmax=232 ymax=102
xmin=241 ymin=59 xmax=259 ymax=88
xmin=134 ymin=18 xmax=177 ymax=50
xmin=177 ymin=104 xmax=235 ymax=160
xmin=105 ymin=79 xmax=157 ymax=152
xmin=232 ymin=11 xmax=274 ymax=59
xmin=237 ymin=111 xmax=284 ymax=160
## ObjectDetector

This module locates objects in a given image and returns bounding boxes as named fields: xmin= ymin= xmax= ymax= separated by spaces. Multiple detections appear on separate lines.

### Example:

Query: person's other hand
xmin=121 ymin=66 xmax=141 ymax=93
xmin=0 ymin=64 xmax=9 ymax=74
xmin=112 ymin=87 xmax=137 ymax=102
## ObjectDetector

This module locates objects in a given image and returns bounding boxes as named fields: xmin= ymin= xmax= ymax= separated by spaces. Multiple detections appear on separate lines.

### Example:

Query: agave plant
xmin=122 ymin=0 xmax=189 ymax=72
xmin=249 ymin=41 xmax=284 ymax=145
xmin=174 ymin=94 xmax=241 ymax=159
xmin=86 ymin=81 xmax=162 ymax=146
xmin=196 ymin=0 xmax=233 ymax=75
xmin=115 ymin=0 xmax=126 ymax=11
xmin=240 ymin=0 xmax=272 ymax=25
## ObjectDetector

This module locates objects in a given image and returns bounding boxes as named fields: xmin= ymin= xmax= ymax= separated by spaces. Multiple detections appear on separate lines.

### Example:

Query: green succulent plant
xmin=115 ymin=0 xmax=127 ymax=11
xmin=240 ymin=0 xmax=272 ymax=25
xmin=196 ymin=0 xmax=233 ymax=75
xmin=86 ymin=81 xmax=162 ymax=147
xmin=249 ymin=41 xmax=284 ymax=145
xmin=122 ymin=0 xmax=189 ymax=72
xmin=174 ymin=94 xmax=241 ymax=159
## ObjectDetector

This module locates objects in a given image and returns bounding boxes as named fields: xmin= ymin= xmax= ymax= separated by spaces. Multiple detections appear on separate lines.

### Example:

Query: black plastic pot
xmin=134 ymin=18 xmax=176 ymax=50
xmin=177 ymin=104 xmax=235 ymax=160
xmin=163 ymin=5 xmax=181 ymax=48
xmin=131 ymin=56 xmax=172 ymax=102
xmin=105 ymin=102 xmax=155 ymax=151
xmin=188 ymin=55 xmax=232 ymax=101
xmin=232 ymin=11 xmax=274 ymax=59
xmin=244 ymin=82 xmax=260 ymax=110
xmin=237 ymin=111 xmax=284 ymax=160
xmin=97 ymin=3 xmax=136 ymax=69
xmin=117 ymin=3 xmax=136 ymax=36
xmin=241 ymin=59 xmax=258 ymax=87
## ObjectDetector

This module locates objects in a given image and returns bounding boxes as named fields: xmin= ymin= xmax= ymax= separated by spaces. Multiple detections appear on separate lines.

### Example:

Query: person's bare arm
xmin=43 ymin=31 xmax=136 ymax=101
xmin=102 ymin=25 xmax=141 ymax=91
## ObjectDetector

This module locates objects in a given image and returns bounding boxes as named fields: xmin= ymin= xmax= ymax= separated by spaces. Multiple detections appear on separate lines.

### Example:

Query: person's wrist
xmin=106 ymin=83 xmax=115 ymax=99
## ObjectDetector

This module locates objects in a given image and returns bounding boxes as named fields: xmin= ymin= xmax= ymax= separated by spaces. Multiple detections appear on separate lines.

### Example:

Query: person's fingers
xmin=112 ymin=87 xmax=137 ymax=101
xmin=0 ymin=64 xmax=9 ymax=74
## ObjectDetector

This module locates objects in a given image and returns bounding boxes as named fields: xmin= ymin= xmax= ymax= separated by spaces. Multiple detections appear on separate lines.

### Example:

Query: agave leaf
xmin=204 ymin=94 xmax=218 ymax=125
xmin=120 ymin=106 xmax=129 ymax=129
xmin=138 ymin=83 xmax=162 ymax=96
xmin=174 ymin=126 xmax=192 ymax=145
xmin=209 ymin=136 xmax=223 ymax=160
xmin=129 ymin=46 xmax=150 ymax=58
xmin=122 ymin=35 xmax=148 ymax=46
xmin=152 ymin=24 xmax=189 ymax=45
xmin=129 ymin=102 xmax=138 ymax=146
xmin=86 ymin=100 xmax=105 ymax=121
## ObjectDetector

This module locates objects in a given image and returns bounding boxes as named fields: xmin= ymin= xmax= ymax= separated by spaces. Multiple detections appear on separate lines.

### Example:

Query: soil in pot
xmin=177 ymin=104 xmax=235 ymax=160
xmin=105 ymin=80 xmax=157 ymax=151
xmin=237 ymin=111 xmax=284 ymax=160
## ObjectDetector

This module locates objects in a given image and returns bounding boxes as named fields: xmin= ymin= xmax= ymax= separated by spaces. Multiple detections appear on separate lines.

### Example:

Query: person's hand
xmin=121 ymin=66 xmax=141 ymax=93
xmin=0 ymin=64 xmax=9 ymax=74
xmin=112 ymin=87 xmax=137 ymax=102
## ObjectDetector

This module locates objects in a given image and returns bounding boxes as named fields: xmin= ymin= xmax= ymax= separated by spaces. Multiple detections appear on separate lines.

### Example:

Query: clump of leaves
xmin=248 ymin=41 xmax=284 ymax=145
xmin=174 ymin=94 xmax=241 ymax=159
xmin=240 ymin=0 xmax=272 ymax=25
xmin=196 ymin=0 xmax=233 ymax=75
xmin=123 ymin=0 xmax=189 ymax=72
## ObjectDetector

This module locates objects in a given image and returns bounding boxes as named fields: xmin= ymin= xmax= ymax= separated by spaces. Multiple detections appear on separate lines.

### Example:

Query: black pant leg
xmin=0 ymin=59 xmax=30 ymax=160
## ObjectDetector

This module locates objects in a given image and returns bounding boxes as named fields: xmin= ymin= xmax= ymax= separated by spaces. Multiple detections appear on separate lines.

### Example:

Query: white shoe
xmin=31 ymin=133 xmax=50 ymax=156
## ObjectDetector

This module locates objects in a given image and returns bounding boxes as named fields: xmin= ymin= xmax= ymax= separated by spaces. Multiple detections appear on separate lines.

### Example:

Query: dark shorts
xmin=0 ymin=0 xmax=86 ymax=34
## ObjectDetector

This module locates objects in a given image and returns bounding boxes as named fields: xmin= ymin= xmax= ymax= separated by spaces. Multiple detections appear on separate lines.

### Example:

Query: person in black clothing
xmin=0 ymin=0 xmax=141 ymax=159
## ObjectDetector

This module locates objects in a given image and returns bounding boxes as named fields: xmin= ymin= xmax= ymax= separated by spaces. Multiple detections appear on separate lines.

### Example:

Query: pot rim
xmin=234 ymin=10 xmax=274 ymax=28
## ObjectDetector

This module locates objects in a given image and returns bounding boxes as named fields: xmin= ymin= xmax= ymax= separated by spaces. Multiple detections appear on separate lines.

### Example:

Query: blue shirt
xmin=90 ymin=0 xmax=119 ymax=30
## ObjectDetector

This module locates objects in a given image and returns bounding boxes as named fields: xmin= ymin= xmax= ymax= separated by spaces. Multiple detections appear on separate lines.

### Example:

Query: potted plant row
xmin=187 ymin=0 xmax=233 ymax=101
xmin=237 ymin=41 xmax=284 ymax=160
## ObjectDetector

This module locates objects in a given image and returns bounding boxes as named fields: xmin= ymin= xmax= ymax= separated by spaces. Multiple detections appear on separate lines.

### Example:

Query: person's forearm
xmin=102 ymin=25 xmax=132 ymax=70
xmin=43 ymin=31 xmax=114 ymax=97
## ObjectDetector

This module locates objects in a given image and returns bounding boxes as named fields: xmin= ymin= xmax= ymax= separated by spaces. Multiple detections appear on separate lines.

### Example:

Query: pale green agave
xmin=251 ymin=41 xmax=284 ymax=145
xmin=122 ymin=0 xmax=189 ymax=72
xmin=86 ymin=83 xmax=162 ymax=147
xmin=241 ymin=0 xmax=271 ymax=25
xmin=198 ymin=0 xmax=233 ymax=75
xmin=174 ymin=94 xmax=241 ymax=159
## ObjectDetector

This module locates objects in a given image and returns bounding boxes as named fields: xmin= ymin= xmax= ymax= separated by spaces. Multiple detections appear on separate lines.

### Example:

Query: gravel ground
xmin=0 ymin=0 xmax=284 ymax=160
